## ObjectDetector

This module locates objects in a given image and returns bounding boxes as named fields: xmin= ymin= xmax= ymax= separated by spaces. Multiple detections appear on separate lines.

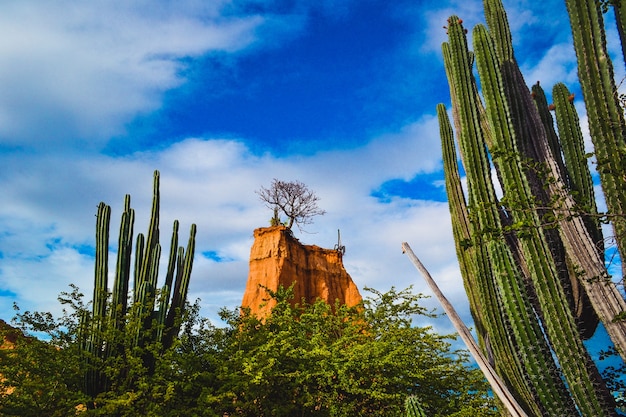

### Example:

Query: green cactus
xmin=564 ymin=0 xmax=626 ymax=276
xmin=552 ymin=83 xmax=604 ymax=251
xmin=404 ymin=395 xmax=426 ymax=417
xmin=84 ymin=201 xmax=111 ymax=398
xmin=531 ymin=81 xmax=601 ymax=338
xmin=608 ymin=0 xmax=626 ymax=68
xmin=436 ymin=1 xmax=625 ymax=414
xmin=82 ymin=170 xmax=197 ymax=399
xmin=439 ymin=104 xmax=543 ymax=416
xmin=475 ymin=10 xmax=613 ymax=412
xmin=442 ymin=15 xmax=581 ymax=415
xmin=530 ymin=82 xmax=568 ymax=185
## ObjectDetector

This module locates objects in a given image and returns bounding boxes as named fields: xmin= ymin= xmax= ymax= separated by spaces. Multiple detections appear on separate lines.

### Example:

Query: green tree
xmin=0 ymin=287 xmax=90 ymax=417
xmin=207 ymin=286 xmax=496 ymax=417
xmin=2 ymin=286 xmax=495 ymax=417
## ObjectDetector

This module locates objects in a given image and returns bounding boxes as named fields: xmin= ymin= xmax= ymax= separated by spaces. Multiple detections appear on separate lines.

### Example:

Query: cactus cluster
xmin=81 ymin=170 xmax=197 ymax=399
xmin=438 ymin=0 xmax=626 ymax=415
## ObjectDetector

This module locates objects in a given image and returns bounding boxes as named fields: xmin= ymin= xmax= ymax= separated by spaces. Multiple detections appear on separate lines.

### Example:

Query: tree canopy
xmin=0 ymin=286 xmax=496 ymax=417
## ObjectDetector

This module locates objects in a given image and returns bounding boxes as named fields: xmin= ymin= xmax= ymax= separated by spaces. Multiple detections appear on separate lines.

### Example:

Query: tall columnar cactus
xmin=84 ymin=202 xmax=111 ymax=397
xmin=437 ymin=0 xmax=624 ymax=414
xmin=531 ymin=82 xmax=600 ymax=337
xmin=552 ymin=83 xmax=604 ymax=252
xmin=564 ymin=0 xmax=626 ymax=275
xmin=442 ymin=15 xmax=581 ymax=416
xmin=82 ymin=170 xmax=197 ymax=399
xmin=439 ymin=105 xmax=544 ymax=416
xmin=609 ymin=0 xmax=626 ymax=68
xmin=404 ymin=395 xmax=426 ymax=417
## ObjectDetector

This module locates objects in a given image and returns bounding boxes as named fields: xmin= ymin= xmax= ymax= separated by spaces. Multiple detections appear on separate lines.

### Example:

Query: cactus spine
xmin=404 ymin=395 xmax=426 ymax=417
xmin=85 ymin=202 xmax=111 ymax=397
xmin=442 ymin=15 xmax=579 ymax=415
xmin=83 ymin=170 xmax=197 ymax=399
xmin=552 ymin=83 xmax=604 ymax=252
xmin=438 ymin=0 xmax=623 ymax=414
xmin=564 ymin=0 xmax=626 ymax=276
xmin=439 ymin=104 xmax=543 ymax=416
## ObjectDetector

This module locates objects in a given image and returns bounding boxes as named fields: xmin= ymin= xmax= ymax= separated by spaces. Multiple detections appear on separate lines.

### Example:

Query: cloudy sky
xmin=0 ymin=0 xmax=623 ymax=338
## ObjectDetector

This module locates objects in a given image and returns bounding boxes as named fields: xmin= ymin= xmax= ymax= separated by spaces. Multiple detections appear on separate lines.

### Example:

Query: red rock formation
xmin=241 ymin=226 xmax=362 ymax=317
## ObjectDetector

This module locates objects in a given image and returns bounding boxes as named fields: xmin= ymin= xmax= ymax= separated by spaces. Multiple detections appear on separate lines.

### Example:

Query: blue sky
xmin=0 ymin=0 xmax=623 ymax=350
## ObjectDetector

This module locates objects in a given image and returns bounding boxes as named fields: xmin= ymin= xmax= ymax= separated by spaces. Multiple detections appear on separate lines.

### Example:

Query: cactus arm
xmin=404 ymin=395 xmax=427 ymax=417
xmin=139 ymin=170 xmax=161 ymax=288
xmin=164 ymin=224 xmax=197 ymax=349
xmin=532 ymin=82 xmax=601 ymax=337
xmin=552 ymin=83 xmax=603 ymax=250
xmin=86 ymin=202 xmax=111 ymax=397
xmin=156 ymin=220 xmax=179 ymax=345
xmin=531 ymin=82 xmax=569 ymax=184
xmin=133 ymin=233 xmax=145 ymax=302
xmin=565 ymin=0 xmax=626 ymax=267
xmin=92 ymin=202 xmax=110 ymax=331
xmin=109 ymin=195 xmax=134 ymax=333
xmin=438 ymin=104 xmax=540 ymax=414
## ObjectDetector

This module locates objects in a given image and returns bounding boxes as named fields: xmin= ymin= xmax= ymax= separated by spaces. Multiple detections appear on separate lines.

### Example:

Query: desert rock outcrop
xmin=241 ymin=226 xmax=362 ymax=317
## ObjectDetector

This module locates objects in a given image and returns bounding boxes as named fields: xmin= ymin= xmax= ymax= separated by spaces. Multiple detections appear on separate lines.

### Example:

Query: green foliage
xmin=0 ymin=286 xmax=91 ymax=416
xmin=205 ymin=286 xmax=495 ymax=417
xmin=1 ymin=286 xmax=496 ymax=417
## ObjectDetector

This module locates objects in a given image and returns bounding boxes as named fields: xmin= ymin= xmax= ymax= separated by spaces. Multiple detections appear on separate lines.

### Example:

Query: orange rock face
xmin=241 ymin=226 xmax=362 ymax=318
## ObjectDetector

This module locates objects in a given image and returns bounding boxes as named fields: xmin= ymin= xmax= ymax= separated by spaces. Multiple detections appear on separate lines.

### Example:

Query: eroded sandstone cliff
xmin=241 ymin=226 xmax=362 ymax=317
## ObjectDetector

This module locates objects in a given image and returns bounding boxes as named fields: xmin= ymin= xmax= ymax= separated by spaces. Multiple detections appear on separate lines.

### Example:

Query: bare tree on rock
xmin=257 ymin=179 xmax=326 ymax=232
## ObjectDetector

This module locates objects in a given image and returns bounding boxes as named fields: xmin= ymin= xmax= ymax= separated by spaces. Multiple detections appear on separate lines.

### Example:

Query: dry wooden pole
xmin=401 ymin=242 xmax=529 ymax=417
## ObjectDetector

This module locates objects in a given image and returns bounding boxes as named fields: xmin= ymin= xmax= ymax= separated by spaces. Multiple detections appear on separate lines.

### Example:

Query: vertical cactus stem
xmin=483 ymin=0 xmax=513 ymax=63
xmin=565 ymin=0 xmax=626 ymax=267
xmin=156 ymin=220 xmax=179 ymax=344
xmin=404 ymin=395 xmax=426 ymax=417
xmin=552 ymin=82 xmax=603 ymax=251
xmin=133 ymin=233 xmax=145 ymax=302
xmin=110 ymin=195 xmax=134 ymax=331
xmin=439 ymin=103 xmax=538 ymax=413
xmin=531 ymin=82 xmax=569 ymax=184
xmin=438 ymin=104 xmax=480 ymax=317
xmin=139 ymin=170 xmax=161 ymax=287
xmin=178 ymin=224 xmax=196 ymax=309
xmin=476 ymin=1 xmax=617 ymax=414
xmin=164 ymin=224 xmax=197 ymax=349
xmin=93 ymin=202 xmax=110 ymax=327
xmin=87 ymin=202 xmax=111 ymax=397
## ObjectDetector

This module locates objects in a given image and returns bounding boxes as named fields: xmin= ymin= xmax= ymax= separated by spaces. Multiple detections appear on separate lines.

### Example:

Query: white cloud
xmin=0 ymin=113 xmax=461 ymax=328
xmin=419 ymin=1 xmax=485 ymax=55
xmin=0 ymin=1 xmax=263 ymax=149
xmin=520 ymin=43 xmax=578 ymax=89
